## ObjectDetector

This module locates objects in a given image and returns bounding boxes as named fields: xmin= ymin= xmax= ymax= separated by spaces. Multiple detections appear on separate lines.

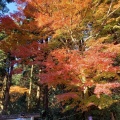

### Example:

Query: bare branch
xmin=107 ymin=0 xmax=113 ymax=16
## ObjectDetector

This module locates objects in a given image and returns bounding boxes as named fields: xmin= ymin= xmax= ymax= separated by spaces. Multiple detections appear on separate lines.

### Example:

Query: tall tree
xmin=0 ymin=0 xmax=120 ymax=117
xmin=40 ymin=44 xmax=120 ymax=119
xmin=17 ymin=0 xmax=93 ymax=51
xmin=0 ymin=5 xmax=52 ymax=113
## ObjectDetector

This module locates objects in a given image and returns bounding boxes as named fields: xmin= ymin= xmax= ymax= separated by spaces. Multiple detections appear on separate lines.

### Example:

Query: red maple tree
xmin=40 ymin=44 xmax=120 ymax=111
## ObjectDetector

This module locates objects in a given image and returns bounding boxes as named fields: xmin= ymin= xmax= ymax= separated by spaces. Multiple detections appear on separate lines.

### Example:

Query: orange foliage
xmin=40 ymin=44 xmax=120 ymax=104
xmin=10 ymin=86 xmax=28 ymax=94
xmin=21 ymin=0 xmax=92 ymax=37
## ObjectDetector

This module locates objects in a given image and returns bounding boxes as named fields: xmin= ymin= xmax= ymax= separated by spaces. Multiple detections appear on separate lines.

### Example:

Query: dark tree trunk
xmin=2 ymin=65 xmax=13 ymax=114
xmin=2 ymin=53 xmax=14 ymax=114
xmin=43 ymin=85 xmax=49 ymax=119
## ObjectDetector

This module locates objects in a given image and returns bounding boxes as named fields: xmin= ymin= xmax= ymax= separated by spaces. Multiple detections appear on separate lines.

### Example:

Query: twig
xmin=95 ymin=6 xmax=120 ymax=38
xmin=107 ymin=0 xmax=113 ymax=16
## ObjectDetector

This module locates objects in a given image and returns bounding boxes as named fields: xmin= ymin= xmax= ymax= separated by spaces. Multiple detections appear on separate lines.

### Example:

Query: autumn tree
xmin=18 ymin=0 xmax=93 ymax=50
xmin=23 ymin=0 xmax=120 ymax=51
xmin=0 ymin=1 xmax=53 ymax=113
xmin=40 ymin=44 xmax=120 ymax=119
xmin=0 ymin=0 xmax=120 ymax=118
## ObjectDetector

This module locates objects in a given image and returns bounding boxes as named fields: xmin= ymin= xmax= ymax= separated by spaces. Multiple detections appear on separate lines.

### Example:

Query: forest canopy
xmin=0 ymin=0 xmax=120 ymax=120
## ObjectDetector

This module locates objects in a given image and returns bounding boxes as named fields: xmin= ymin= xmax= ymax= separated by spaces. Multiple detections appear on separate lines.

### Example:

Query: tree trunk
xmin=36 ymin=86 xmax=40 ymax=99
xmin=28 ymin=65 xmax=34 ymax=110
xmin=43 ymin=85 xmax=49 ymax=120
xmin=0 ymin=76 xmax=6 ymax=114
xmin=36 ymin=86 xmax=41 ymax=107
xmin=111 ymin=112 xmax=115 ymax=120
xmin=79 ymin=39 xmax=85 ymax=54
xmin=2 ymin=65 xmax=13 ymax=114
